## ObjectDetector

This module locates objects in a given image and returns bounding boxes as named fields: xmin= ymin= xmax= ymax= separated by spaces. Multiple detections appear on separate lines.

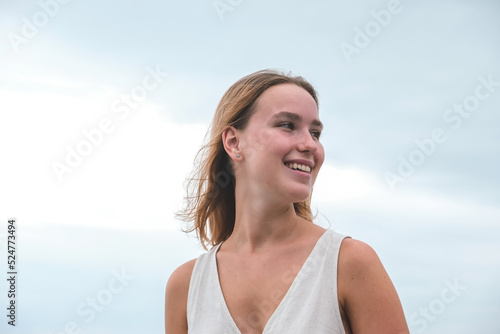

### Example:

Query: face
xmin=236 ymin=84 xmax=325 ymax=204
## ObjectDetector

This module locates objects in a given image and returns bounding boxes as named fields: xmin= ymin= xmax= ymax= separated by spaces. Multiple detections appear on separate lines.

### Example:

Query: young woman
xmin=165 ymin=70 xmax=409 ymax=334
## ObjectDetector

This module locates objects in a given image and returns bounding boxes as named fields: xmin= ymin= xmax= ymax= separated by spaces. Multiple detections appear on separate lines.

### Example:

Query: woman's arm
xmin=338 ymin=238 xmax=410 ymax=334
xmin=164 ymin=259 xmax=196 ymax=334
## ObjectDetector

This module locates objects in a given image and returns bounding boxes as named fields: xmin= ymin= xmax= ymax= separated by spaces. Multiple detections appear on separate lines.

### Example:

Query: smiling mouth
xmin=284 ymin=162 xmax=312 ymax=173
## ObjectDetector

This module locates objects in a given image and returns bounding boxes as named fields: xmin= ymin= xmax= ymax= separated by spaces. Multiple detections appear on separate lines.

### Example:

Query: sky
xmin=0 ymin=0 xmax=499 ymax=333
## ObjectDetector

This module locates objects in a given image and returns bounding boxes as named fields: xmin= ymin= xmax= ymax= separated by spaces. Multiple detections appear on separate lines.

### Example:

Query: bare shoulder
xmin=338 ymin=238 xmax=381 ymax=273
xmin=164 ymin=259 xmax=197 ymax=334
xmin=337 ymin=238 xmax=410 ymax=334
xmin=166 ymin=258 xmax=197 ymax=291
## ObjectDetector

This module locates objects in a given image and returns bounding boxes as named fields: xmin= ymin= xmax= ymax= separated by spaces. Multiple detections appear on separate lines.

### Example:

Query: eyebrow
xmin=272 ymin=111 xmax=323 ymax=130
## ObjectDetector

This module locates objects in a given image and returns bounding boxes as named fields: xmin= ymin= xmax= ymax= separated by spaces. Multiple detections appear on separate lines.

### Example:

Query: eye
xmin=278 ymin=122 xmax=294 ymax=130
xmin=311 ymin=130 xmax=321 ymax=140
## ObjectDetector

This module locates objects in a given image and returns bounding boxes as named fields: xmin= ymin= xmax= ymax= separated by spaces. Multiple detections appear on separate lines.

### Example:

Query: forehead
xmin=251 ymin=84 xmax=319 ymax=120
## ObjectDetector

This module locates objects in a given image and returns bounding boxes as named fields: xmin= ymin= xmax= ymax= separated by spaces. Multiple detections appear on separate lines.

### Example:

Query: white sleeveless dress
xmin=187 ymin=229 xmax=349 ymax=334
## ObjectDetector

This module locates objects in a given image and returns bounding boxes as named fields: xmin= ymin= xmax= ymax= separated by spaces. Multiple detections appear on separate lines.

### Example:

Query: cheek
xmin=243 ymin=129 xmax=276 ymax=163
xmin=315 ymin=143 xmax=325 ymax=168
xmin=254 ymin=128 xmax=273 ymax=144
xmin=253 ymin=129 xmax=281 ymax=153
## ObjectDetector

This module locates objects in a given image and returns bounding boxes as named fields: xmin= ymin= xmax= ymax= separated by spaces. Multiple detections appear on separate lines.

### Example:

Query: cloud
xmin=313 ymin=163 xmax=382 ymax=202
xmin=0 ymin=85 xmax=208 ymax=231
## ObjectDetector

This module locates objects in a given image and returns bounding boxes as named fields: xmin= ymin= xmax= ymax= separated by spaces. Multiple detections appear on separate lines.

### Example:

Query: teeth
xmin=285 ymin=163 xmax=311 ymax=173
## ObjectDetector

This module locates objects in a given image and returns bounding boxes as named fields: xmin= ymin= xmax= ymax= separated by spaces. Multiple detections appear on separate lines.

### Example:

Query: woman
xmin=165 ymin=70 xmax=409 ymax=334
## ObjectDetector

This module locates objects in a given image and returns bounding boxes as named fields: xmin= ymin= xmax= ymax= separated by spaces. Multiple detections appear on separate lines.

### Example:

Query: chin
xmin=286 ymin=187 xmax=312 ymax=203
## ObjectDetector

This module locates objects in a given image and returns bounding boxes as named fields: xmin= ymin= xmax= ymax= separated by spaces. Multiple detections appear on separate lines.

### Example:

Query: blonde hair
xmin=176 ymin=69 xmax=319 ymax=250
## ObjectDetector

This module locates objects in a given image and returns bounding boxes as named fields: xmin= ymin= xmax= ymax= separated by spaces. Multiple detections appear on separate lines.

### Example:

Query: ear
xmin=222 ymin=126 xmax=241 ymax=161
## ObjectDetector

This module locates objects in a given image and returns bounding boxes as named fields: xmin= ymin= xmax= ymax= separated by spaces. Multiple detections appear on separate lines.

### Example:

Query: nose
xmin=297 ymin=130 xmax=317 ymax=155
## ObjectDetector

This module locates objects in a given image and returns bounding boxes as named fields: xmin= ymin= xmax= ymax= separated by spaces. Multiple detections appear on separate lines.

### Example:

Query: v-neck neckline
xmin=213 ymin=229 xmax=332 ymax=334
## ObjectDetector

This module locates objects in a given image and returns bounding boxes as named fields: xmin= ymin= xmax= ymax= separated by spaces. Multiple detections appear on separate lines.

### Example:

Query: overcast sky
xmin=1 ymin=0 xmax=499 ymax=333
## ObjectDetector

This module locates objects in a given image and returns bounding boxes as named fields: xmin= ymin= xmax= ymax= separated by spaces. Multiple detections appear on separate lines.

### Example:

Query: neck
xmin=225 ymin=182 xmax=306 ymax=253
